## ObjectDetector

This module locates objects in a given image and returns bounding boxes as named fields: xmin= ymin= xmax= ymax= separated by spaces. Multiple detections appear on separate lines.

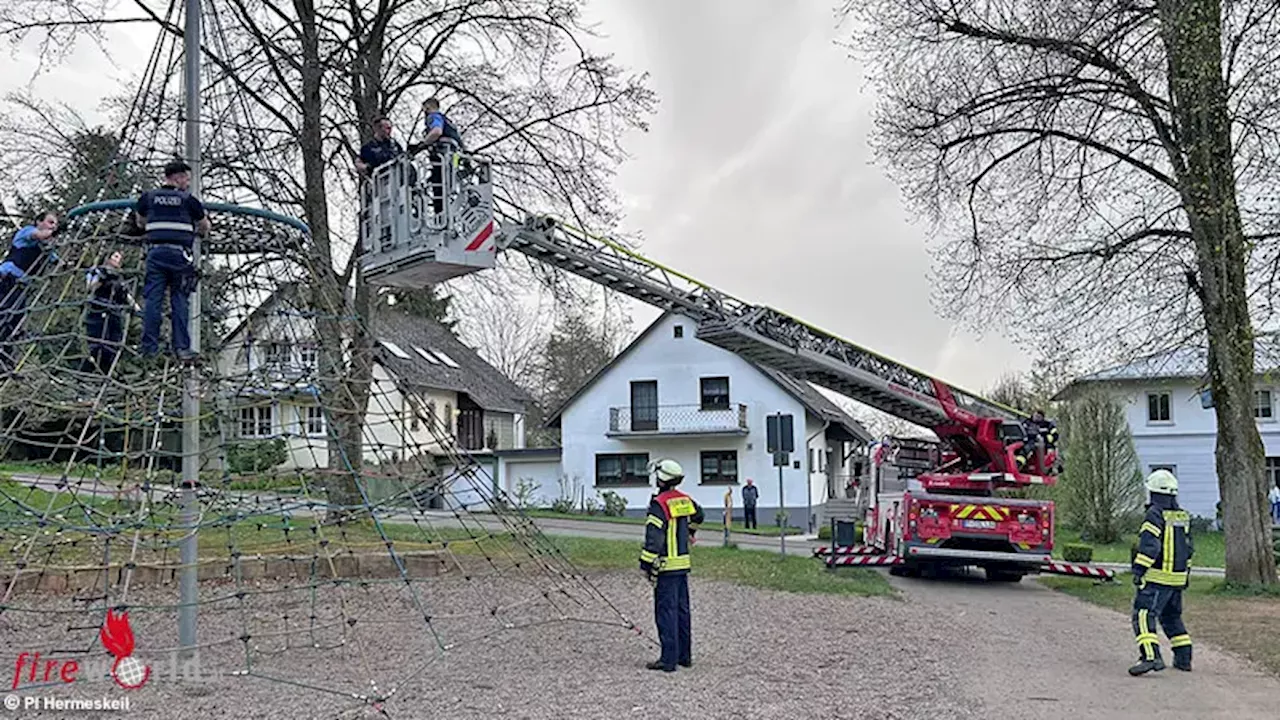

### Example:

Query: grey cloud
xmin=591 ymin=0 xmax=1032 ymax=395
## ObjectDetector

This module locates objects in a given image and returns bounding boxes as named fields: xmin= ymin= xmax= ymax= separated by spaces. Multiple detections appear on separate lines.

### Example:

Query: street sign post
xmin=767 ymin=412 xmax=794 ymax=555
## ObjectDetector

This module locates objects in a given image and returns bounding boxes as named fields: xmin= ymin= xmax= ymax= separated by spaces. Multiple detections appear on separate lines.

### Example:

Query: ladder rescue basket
xmin=359 ymin=147 xmax=497 ymax=287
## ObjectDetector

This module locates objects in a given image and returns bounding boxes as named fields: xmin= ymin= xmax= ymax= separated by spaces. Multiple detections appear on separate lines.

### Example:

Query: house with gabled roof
xmin=523 ymin=311 xmax=873 ymax=530
xmin=215 ymin=285 xmax=535 ymax=472
xmin=1055 ymin=335 xmax=1280 ymax=519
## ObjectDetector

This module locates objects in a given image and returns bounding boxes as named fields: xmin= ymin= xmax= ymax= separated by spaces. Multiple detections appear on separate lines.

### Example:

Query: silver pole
xmin=777 ymin=412 xmax=786 ymax=557
xmin=178 ymin=0 xmax=202 ymax=658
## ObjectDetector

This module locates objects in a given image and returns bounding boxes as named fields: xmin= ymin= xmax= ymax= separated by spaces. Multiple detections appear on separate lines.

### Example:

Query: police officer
xmin=413 ymin=97 xmax=465 ymax=218
xmin=639 ymin=458 xmax=704 ymax=672
xmin=355 ymin=116 xmax=405 ymax=176
xmin=0 ymin=211 xmax=59 ymax=367
xmin=1129 ymin=468 xmax=1194 ymax=676
xmin=134 ymin=160 xmax=209 ymax=363
xmin=83 ymin=250 xmax=139 ymax=374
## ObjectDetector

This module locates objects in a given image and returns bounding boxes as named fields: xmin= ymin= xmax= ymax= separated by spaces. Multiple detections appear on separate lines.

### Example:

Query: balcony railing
xmin=607 ymin=403 xmax=749 ymax=436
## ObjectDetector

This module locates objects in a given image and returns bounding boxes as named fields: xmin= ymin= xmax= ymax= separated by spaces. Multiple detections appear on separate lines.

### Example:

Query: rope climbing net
xmin=0 ymin=199 xmax=651 ymax=716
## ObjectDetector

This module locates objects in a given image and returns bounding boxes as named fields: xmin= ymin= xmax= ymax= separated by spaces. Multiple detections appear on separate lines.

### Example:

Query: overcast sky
xmin=0 ymin=0 xmax=1033 ymax=396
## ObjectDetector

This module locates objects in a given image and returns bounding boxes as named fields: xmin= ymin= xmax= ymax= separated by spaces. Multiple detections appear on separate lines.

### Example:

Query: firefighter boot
xmin=1128 ymin=654 xmax=1165 ymax=676
xmin=1172 ymin=646 xmax=1192 ymax=672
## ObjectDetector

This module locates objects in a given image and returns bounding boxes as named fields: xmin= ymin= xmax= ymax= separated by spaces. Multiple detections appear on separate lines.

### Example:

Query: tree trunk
xmin=294 ymin=0 xmax=364 ymax=519
xmin=1157 ymin=0 xmax=1276 ymax=584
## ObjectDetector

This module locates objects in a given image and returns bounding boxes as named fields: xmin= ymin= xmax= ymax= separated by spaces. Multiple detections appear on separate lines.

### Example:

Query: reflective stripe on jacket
xmin=639 ymin=489 xmax=705 ymax=574
xmin=1133 ymin=497 xmax=1194 ymax=586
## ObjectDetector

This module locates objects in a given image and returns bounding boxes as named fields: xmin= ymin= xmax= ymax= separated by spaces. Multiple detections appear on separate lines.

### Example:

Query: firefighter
xmin=1129 ymin=468 xmax=1194 ymax=676
xmin=639 ymin=458 xmax=704 ymax=672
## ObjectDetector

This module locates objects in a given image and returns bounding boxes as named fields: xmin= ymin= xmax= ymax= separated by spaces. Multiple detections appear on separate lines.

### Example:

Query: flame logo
xmin=99 ymin=609 xmax=150 ymax=690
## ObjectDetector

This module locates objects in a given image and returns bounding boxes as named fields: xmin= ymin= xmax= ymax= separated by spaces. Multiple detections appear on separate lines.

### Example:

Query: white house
xmin=536 ymin=311 xmax=873 ymax=530
xmin=1055 ymin=339 xmax=1280 ymax=519
xmin=216 ymin=286 xmax=534 ymax=481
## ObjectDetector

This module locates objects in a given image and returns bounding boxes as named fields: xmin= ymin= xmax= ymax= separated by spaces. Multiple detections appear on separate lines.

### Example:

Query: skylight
xmin=431 ymin=349 xmax=461 ymax=368
xmin=379 ymin=340 xmax=411 ymax=360
xmin=414 ymin=346 xmax=440 ymax=364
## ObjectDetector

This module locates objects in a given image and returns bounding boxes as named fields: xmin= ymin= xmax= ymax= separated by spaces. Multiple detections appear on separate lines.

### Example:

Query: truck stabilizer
xmin=814 ymin=545 xmax=1116 ymax=580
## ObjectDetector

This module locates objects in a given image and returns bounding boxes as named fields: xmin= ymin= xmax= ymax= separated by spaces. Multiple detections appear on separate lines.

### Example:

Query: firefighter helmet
xmin=650 ymin=458 xmax=684 ymax=487
xmin=1145 ymin=468 xmax=1178 ymax=495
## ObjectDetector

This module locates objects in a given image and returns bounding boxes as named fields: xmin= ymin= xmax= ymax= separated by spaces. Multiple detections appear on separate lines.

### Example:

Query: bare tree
xmin=451 ymin=264 xmax=555 ymax=386
xmin=0 ymin=0 xmax=653 ymax=516
xmin=841 ymin=0 xmax=1278 ymax=584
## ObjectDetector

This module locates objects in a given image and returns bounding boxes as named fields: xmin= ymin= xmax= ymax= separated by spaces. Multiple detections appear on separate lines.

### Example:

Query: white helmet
xmin=650 ymin=458 xmax=684 ymax=487
xmin=1145 ymin=469 xmax=1178 ymax=495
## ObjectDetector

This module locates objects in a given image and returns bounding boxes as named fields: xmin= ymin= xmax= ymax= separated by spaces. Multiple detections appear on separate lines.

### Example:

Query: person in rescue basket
xmin=0 ymin=211 xmax=60 ymax=369
xmin=135 ymin=160 xmax=209 ymax=365
xmin=1128 ymin=468 xmax=1194 ymax=676
xmin=639 ymin=458 xmax=704 ymax=672
xmin=410 ymin=97 xmax=465 ymax=217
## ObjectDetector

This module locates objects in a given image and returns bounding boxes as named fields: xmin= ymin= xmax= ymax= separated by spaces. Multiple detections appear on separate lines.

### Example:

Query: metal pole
xmin=178 ymin=0 xmax=202 ymax=659
xmin=777 ymin=412 xmax=786 ymax=557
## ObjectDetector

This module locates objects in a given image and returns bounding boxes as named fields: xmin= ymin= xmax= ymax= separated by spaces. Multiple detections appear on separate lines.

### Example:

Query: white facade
xmin=215 ymin=312 xmax=524 ymax=472
xmin=554 ymin=313 xmax=863 ymax=528
xmin=1064 ymin=376 xmax=1280 ymax=519
xmin=488 ymin=450 xmax=564 ymax=507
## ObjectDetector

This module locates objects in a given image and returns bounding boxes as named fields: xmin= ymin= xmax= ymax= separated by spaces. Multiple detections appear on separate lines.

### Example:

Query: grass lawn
xmin=545 ymin=535 xmax=894 ymax=597
xmin=516 ymin=508 xmax=804 ymax=537
xmin=1052 ymin=527 xmax=1227 ymax=569
xmin=1040 ymin=575 xmax=1280 ymax=676
xmin=4 ymin=481 xmax=892 ymax=598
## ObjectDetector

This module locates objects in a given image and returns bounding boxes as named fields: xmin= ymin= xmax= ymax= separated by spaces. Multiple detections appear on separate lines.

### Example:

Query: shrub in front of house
xmin=600 ymin=490 xmax=626 ymax=517
xmin=226 ymin=439 xmax=287 ymax=475
xmin=1062 ymin=543 xmax=1093 ymax=563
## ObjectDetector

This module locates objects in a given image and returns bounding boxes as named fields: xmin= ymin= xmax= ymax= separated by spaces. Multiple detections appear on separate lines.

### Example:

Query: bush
xmin=1190 ymin=515 xmax=1215 ymax=534
xmin=817 ymin=525 xmax=832 ymax=541
xmin=600 ymin=490 xmax=627 ymax=517
xmin=512 ymin=477 xmax=540 ymax=509
xmin=226 ymin=439 xmax=287 ymax=474
xmin=1062 ymin=543 xmax=1093 ymax=563
xmin=550 ymin=496 xmax=575 ymax=513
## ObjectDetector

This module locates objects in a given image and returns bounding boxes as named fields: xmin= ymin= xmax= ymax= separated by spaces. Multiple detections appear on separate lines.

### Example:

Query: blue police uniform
xmin=426 ymin=111 xmax=464 ymax=150
xmin=424 ymin=111 xmax=464 ymax=216
xmin=83 ymin=265 xmax=133 ymax=373
xmin=0 ymin=224 xmax=58 ymax=364
xmin=135 ymin=184 xmax=205 ymax=357
xmin=359 ymin=136 xmax=404 ymax=173
xmin=639 ymin=486 xmax=704 ymax=671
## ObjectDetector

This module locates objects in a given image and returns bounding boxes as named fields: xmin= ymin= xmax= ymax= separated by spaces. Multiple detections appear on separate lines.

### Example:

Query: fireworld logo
xmin=99 ymin=609 xmax=151 ymax=689
xmin=11 ymin=609 xmax=152 ymax=691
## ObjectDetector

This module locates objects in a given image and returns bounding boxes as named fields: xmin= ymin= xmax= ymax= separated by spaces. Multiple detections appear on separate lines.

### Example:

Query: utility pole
xmin=177 ymin=0 xmax=202 ymax=659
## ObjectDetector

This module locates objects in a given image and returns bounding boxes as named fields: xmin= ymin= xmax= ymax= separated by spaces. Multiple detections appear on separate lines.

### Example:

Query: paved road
xmin=8 ymin=473 xmax=1276 ymax=717
xmin=891 ymin=571 xmax=1280 ymax=719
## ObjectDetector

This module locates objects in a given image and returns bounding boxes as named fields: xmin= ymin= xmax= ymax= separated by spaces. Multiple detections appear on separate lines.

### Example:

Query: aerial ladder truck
xmin=358 ymin=148 xmax=1116 ymax=583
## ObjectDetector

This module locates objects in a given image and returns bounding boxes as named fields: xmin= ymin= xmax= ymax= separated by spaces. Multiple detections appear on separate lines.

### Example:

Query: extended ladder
xmin=493 ymin=200 xmax=1021 ymax=430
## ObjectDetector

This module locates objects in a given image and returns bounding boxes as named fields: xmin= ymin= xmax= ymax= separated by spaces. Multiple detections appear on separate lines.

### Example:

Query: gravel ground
xmin=2 ymin=568 xmax=1278 ymax=720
